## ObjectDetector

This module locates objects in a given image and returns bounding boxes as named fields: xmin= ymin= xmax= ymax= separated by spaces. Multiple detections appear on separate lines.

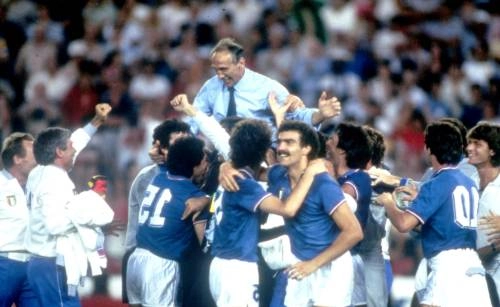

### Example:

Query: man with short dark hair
xmin=467 ymin=122 xmax=500 ymax=304
xmin=325 ymin=122 xmax=373 ymax=306
xmin=127 ymin=136 xmax=210 ymax=307
xmin=124 ymin=120 xmax=191 ymax=253
xmin=268 ymin=121 xmax=363 ymax=307
xmin=123 ymin=119 xmax=191 ymax=303
xmin=210 ymin=119 xmax=327 ymax=307
xmin=359 ymin=126 xmax=392 ymax=307
xmin=377 ymin=121 xmax=491 ymax=306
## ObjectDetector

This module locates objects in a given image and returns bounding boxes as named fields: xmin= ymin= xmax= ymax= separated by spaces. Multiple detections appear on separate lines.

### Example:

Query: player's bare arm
xmin=218 ymin=161 xmax=245 ymax=192
xmin=193 ymin=220 xmax=207 ymax=244
xmin=268 ymin=91 xmax=293 ymax=128
xmin=182 ymin=196 xmax=211 ymax=220
xmin=260 ymin=159 xmax=327 ymax=218
xmin=287 ymin=201 xmax=362 ymax=280
xmin=376 ymin=192 xmax=420 ymax=233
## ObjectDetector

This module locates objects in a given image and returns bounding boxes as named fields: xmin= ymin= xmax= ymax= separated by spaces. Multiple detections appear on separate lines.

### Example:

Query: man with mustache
xmin=209 ymin=119 xmax=327 ymax=307
xmin=268 ymin=120 xmax=363 ymax=307
xmin=218 ymin=120 xmax=363 ymax=307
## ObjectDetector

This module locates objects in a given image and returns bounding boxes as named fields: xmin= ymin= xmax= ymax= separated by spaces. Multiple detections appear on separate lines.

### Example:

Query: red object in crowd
xmin=88 ymin=175 xmax=108 ymax=196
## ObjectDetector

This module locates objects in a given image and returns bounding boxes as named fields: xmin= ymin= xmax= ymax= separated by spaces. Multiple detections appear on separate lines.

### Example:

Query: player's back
xmin=136 ymin=172 xmax=206 ymax=261
xmin=211 ymin=169 xmax=269 ymax=262
xmin=408 ymin=167 xmax=479 ymax=258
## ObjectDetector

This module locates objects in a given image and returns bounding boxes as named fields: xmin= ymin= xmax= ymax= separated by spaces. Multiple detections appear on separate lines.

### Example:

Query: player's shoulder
xmin=443 ymin=168 xmax=475 ymax=186
xmin=235 ymin=174 xmax=261 ymax=191
xmin=268 ymin=164 xmax=287 ymax=182
xmin=424 ymin=168 xmax=474 ymax=194
xmin=313 ymin=172 xmax=342 ymax=192
xmin=137 ymin=164 xmax=159 ymax=177
xmin=314 ymin=171 xmax=336 ymax=183
xmin=135 ymin=164 xmax=160 ymax=183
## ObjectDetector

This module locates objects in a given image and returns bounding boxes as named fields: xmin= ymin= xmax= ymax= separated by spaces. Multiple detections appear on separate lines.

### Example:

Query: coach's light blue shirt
xmin=190 ymin=68 xmax=317 ymax=135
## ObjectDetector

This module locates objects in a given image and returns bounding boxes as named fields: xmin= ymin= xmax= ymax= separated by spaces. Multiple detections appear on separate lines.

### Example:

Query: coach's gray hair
xmin=34 ymin=127 xmax=71 ymax=165
xmin=210 ymin=38 xmax=244 ymax=63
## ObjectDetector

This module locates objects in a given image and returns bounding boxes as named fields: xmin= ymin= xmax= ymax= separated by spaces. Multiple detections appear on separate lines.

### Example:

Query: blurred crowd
xmin=0 ymin=0 xmax=499 ymax=300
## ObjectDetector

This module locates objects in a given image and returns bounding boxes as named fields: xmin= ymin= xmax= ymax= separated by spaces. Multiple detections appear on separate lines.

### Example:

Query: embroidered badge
xmin=6 ymin=195 xmax=16 ymax=206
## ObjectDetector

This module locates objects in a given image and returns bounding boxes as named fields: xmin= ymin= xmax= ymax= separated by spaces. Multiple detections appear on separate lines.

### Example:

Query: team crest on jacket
xmin=6 ymin=195 xmax=16 ymax=206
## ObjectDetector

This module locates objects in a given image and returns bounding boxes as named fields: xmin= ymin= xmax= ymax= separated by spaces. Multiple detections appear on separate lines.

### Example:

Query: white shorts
xmin=285 ymin=251 xmax=353 ymax=307
xmin=258 ymin=235 xmax=295 ymax=270
xmin=414 ymin=258 xmax=428 ymax=302
xmin=209 ymin=257 xmax=259 ymax=307
xmin=351 ymin=253 xmax=366 ymax=306
xmin=418 ymin=249 xmax=491 ymax=307
xmin=126 ymin=248 xmax=180 ymax=307
xmin=360 ymin=246 xmax=388 ymax=307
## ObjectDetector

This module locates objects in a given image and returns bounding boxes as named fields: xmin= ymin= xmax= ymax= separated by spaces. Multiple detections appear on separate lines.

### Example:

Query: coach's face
xmin=211 ymin=51 xmax=245 ymax=88
xmin=59 ymin=138 xmax=76 ymax=171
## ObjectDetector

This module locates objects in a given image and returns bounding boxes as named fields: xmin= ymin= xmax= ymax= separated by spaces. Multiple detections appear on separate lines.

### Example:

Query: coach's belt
xmin=0 ymin=251 xmax=30 ymax=262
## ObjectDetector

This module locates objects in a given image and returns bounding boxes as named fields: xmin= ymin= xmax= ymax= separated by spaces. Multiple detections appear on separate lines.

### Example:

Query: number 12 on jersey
xmin=138 ymin=184 xmax=172 ymax=227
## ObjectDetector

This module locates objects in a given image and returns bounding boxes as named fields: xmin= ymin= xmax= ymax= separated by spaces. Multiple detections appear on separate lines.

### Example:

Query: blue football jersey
xmin=337 ymin=169 xmax=372 ymax=229
xmin=407 ymin=167 xmax=479 ymax=258
xmin=267 ymin=165 xmax=346 ymax=261
xmin=136 ymin=172 xmax=208 ymax=260
xmin=211 ymin=169 xmax=272 ymax=262
xmin=338 ymin=169 xmax=372 ymax=254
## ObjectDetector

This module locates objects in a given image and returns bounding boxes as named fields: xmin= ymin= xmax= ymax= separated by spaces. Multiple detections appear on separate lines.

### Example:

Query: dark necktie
xmin=227 ymin=86 xmax=237 ymax=117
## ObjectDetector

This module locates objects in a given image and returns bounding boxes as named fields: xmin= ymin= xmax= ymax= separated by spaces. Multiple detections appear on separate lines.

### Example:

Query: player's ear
xmin=302 ymin=144 xmax=312 ymax=157
xmin=238 ymin=57 xmax=245 ymax=68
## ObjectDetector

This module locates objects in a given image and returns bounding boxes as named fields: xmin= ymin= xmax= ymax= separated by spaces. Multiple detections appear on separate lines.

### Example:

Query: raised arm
xmin=268 ymin=92 xmax=294 ymax=128
xmin=171 ymin=94 xmax=231 ymax=160
xmin=311 ymin=91 xmax=342 ymax=126
xmin=90 ymin=103 xmax=112 ymax=128
xmin=71 ymin=103 xmax=112 ymax=162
